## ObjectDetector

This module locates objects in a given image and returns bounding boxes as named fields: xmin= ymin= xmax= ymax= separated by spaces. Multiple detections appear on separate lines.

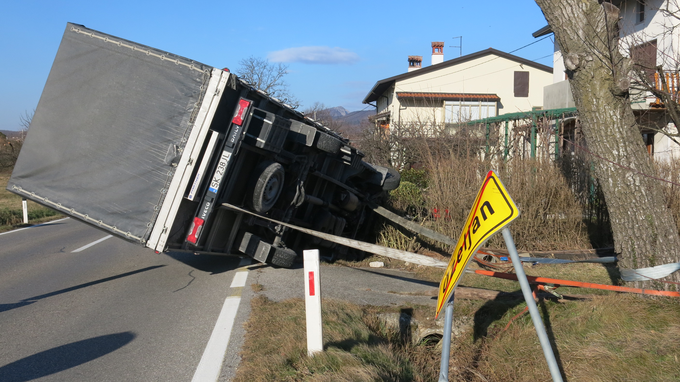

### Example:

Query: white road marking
xmin=0 ymin=217 xmax=70 ymax=236
xmin=192 ymin=257 xmax=251 ymax=382
xmin=72 ymin=235 xmax=113 ymax=253
xmin=230 ymin=271 xmax=248 ymax=288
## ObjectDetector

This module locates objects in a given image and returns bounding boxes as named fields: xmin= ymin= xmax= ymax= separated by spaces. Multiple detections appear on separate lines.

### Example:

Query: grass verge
xmin=234 ymin=296 xmax=440 ymax=382
xmin=0 ymin=171 xmax=62 ymax=233
xmin=236 ymin=292 xmax=680 ymax=381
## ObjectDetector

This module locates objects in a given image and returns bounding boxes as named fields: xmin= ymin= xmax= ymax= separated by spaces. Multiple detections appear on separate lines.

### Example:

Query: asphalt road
xmin=0 ymin=218 xmax=250 ymax=381
xmin=0 ymin=218 xmax=441 ymax=381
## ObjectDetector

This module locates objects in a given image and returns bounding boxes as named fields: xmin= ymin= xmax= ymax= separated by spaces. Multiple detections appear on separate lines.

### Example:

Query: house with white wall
xmin=536 ymin=0 xmax=680 ymax=162
xmin=362 ymin=43 xmax=553 ymax=133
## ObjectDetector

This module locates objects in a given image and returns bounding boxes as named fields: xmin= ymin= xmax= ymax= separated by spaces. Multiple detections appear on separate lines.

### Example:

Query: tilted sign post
xmin=436 ymin=170 xmax=563 ymax=382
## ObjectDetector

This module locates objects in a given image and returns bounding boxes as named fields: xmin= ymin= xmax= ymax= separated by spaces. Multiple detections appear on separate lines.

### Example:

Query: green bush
xmin=388 ymin=181 xmax=425 ymax=216
xmin=399 ymin=168 xmax=428 ymax=188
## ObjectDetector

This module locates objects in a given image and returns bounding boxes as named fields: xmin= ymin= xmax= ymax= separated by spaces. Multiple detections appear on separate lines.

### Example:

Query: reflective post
xmin=22 ymin=198 xmax=28 ymax=224
xmin=303 ymin=249 xmax=323 ymax=356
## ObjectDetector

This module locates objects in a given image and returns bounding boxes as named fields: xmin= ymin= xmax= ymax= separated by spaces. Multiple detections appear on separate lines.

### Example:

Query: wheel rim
xmin=263 ymin=175 xmax=282 ymax=205
xmin=251 ymin=162 xmax=285 ymax=213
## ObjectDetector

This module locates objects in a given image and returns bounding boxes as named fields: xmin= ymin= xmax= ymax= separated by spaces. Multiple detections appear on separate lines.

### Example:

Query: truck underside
xmin=167 ymin=89 xmax=398 ymax=267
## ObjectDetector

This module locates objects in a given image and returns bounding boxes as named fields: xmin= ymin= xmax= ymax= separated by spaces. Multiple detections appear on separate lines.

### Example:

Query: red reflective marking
xmin=187 ymin=217 xmax=205 ymax=244
xmin=308 ymin=271 xmax=315 ymax=296
xmin=232 ymin=99 xmax=251 ymax=126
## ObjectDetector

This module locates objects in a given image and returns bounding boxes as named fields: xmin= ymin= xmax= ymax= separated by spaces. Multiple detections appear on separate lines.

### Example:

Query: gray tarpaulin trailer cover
xmin=8 ymin=23 xmax=215 ymax=244
xmin=8 ymin=23 xmax=401 ymax=266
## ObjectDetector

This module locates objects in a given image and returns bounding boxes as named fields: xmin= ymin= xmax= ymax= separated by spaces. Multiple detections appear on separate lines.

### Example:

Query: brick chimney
xmin=408 ymin=55 xmax=422 ymax=72
xmin=432 ymin=42 xmax=444 ymax=65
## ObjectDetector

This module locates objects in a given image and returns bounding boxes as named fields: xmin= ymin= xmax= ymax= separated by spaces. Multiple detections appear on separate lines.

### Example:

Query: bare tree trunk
xmin=535 ymin=0 xmax=680 ymax=290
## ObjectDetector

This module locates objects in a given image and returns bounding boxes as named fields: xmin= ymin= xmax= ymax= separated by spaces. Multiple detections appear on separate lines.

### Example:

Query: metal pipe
xmin=502 ymin=228 xmax=563 ymax=382
xmin=531 ymin=116 xmax=537 ymax=159
xmin=504 ymin=120 xmax=509 ymax=161
xmin=304 ymin=195 xmax=342 ymax=213
xmin=438 ymin=298 xmax=455 ymax=382
xmin=485 ymin=122 xmax=490 ymax=155
xmin=554 ymin=118 xmax=560 ymax=160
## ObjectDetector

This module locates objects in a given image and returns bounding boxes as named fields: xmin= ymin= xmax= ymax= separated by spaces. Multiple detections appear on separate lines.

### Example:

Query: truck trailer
xmin=7 ymin=23 xmax=399 ymax=267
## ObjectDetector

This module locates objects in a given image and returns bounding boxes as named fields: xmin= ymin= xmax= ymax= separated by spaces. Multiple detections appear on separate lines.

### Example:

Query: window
xmin=445 ymin=101 xmax=497 ymax=123
xmin=637 ymin=0 xmax=646 ymax=23
xmin=514 ymin=71 xmax=530 ymax=97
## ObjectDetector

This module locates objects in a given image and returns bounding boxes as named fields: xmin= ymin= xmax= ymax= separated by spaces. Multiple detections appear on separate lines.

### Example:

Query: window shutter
xmin=514 ymin=71 xmax=529 ymax=98
xmin=631 ymin=40 xmax=657 ymax=83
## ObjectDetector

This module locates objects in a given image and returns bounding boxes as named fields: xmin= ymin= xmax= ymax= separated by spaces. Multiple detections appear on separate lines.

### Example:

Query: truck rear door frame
xmin=146 ymin=68 xmax=231 ymax=252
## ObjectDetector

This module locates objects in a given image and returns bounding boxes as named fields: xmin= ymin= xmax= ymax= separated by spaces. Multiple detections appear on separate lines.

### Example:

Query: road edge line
xmin=192 ymin=257 xmax=251 ymax=382
xmin=0 ymin=217 xmax=71 ymax=236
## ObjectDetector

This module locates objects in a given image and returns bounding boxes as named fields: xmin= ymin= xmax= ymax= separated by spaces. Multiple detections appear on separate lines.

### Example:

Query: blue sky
xmin=0 ymin=1 xmax=552 ymax=131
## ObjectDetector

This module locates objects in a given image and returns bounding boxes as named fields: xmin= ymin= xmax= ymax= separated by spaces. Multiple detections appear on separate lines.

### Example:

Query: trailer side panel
xmin=8 ymin=23 xmax=214 ymax=243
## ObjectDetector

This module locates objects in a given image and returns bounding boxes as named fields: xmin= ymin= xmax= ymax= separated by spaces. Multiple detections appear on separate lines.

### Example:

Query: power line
xmin=509 ymin=35 xmax=552 ymax=54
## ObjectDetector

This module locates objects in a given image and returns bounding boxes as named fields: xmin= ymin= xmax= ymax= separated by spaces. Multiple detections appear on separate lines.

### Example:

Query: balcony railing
xmin=653 ymin=71 xmax=680 ymax=105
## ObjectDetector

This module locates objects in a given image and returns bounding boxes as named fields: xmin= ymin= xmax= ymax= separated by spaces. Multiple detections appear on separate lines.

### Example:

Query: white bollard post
xmin=22 ymin=199 xmax=28 ymax=224
xmin=303 ymin=249 xmax=323 ymax=356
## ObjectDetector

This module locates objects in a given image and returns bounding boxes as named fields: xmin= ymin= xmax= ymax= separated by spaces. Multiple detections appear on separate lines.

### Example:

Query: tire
xmin=361 ymin=162 xmax=400 ymax=191
xmin=270 ymin=247 xmax=297 ymax=268
xmin=250 ymin=161 xmax=285 ymax=213
xmin=382 ymin=167 xmax=401 ymax=191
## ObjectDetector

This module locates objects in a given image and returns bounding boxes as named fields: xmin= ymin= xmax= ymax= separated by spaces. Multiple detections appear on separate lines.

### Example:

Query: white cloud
xmin=268 ymin=46 xmax=359 ymax=65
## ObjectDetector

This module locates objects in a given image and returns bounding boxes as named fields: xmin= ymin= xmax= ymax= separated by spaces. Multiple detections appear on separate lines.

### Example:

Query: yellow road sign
xmin=435 ymin=170 xmax=519 ymax=317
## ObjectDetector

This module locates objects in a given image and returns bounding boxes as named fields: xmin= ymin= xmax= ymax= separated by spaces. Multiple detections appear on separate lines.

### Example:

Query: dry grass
xmin=235 ymin=270 xmax=680 ymax=382
xmin=0 ymin=171 xmax=61 ymax=232
xmin=481 ymin=294 xmax=680 ymax=381
xmin=383 ymin=154 xmax=593 ymax=255
xmin=234 ymin=296 xmax=439 ymax=382
xmin=236 ymin=278 xmax=680 ymax=382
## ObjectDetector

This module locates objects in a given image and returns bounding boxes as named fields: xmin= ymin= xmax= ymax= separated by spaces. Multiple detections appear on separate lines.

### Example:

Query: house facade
xmin=536 ymin=0 xmax=680 ymax=161
xmin=363 ymin=45 xmax=553 ymax=133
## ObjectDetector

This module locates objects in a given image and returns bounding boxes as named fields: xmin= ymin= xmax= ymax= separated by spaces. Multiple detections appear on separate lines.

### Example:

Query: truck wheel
xmin=250 ymin=161 xmax=285 ymax=213
xmin=270 ymin=247 xmax=297 ymax=268
xmin=382 ymin=167 xmax=401 ymax=191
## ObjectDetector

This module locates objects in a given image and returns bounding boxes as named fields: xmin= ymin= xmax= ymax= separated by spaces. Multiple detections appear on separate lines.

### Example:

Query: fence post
xmin=531 ymin=115 xmax=537 ymax=159
xmin=504 ymin=120 xmax=509 ymax=161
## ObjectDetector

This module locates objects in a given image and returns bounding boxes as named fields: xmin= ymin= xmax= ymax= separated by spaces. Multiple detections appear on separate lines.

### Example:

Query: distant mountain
xmin=341 ymin=110 xmax=373 ymax=125
xmin=324 ymin=107 xmax=373 ymax=126
xmin=327 ymin=106 xmax=350 ymax=119
xmin=0 ymin=130 xmax=24 ymax=139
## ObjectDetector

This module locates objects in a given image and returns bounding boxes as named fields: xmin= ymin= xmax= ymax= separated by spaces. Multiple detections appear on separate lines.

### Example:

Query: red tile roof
xmin=396 ymin=92 xmax=500 ymax=101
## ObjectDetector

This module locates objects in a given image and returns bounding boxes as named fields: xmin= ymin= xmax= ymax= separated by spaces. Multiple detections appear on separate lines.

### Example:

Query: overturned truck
xmin=8 ymin=23 xmax=399 ymax=267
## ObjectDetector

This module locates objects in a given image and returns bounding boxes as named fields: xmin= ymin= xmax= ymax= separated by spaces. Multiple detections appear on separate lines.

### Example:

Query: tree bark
xmin=535 ymin=0 xmax=680 ymax=290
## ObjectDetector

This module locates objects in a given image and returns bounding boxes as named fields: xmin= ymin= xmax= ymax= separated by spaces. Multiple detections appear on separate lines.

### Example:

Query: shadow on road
xmin=349 ymin=266 xmax=439 ymax=288
xmin=0 ymin=265 xmax=165 ymax=313
xmin=163 ymin=251 xmax=248 ymax=274
xmin=0 ymin=332 xmax=136 ymax=382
